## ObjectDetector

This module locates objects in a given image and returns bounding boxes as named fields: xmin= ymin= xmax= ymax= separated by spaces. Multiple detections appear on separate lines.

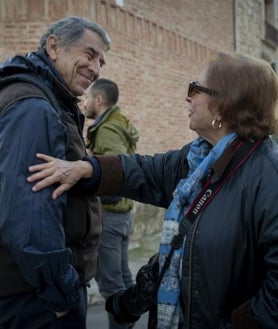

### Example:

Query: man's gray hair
xmin=39 ymin=16 xmax=111 ymax=51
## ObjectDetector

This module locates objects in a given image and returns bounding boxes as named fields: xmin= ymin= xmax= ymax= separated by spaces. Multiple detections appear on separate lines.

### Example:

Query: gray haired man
xmin=0 ymin=16 xmax=110 ymax=328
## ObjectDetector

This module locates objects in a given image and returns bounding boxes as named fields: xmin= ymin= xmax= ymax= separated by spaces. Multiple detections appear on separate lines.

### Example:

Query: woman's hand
xmin=27 ymin=153 xmax=93 ymax=199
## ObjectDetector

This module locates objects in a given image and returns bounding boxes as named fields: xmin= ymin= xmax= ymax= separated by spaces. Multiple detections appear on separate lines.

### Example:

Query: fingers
xmin=28 ymin=163 xmax=51 ymax=173
xmin=28 ymin=154 xmax=56 ymax=181
xmin=29 ymin=177 xmax=70 ymax=200
xmin=35 ymin=153 xmax=54 ymax=162
xmin=28 ymin=154 xmax=54 ymax=171
xmin=27 ymin=153 xmax=91 ymax=198
xmin=52 ymin=184 xmax=70 ymax=200
xmin=30 ymin=176 xmax=58 ymax=192
xmin=27 ymin=153 xmax=62 ymax=188
xmin=27 ymin=168 xmax=53 ymax=183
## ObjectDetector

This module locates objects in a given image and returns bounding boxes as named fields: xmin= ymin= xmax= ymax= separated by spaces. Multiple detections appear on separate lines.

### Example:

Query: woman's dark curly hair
xmin=206 ymin=52 xmax=278 ymax=139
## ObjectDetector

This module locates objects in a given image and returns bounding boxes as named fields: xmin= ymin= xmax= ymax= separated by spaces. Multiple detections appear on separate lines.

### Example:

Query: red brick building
xmin=0 ymin=0 xmax=235 ymax=154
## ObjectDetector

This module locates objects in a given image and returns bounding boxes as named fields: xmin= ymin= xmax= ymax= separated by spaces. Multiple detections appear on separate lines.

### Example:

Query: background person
xmin=84 ymin=78 xmax=139 ymax=329
xmin=0 ymin=16 xmax=110 ymax=328
xmin=28 ymin=52 xmax=278 ymax=329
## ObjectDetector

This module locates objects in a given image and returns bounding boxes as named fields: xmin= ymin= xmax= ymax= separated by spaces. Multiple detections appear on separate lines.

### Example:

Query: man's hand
xmin=27 ymin=153 xmax=93 ymax=199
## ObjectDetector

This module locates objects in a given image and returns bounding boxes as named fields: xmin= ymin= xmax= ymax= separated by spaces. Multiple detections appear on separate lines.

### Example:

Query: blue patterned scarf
xmin=157 ymin=133 xmax=236 ymax=329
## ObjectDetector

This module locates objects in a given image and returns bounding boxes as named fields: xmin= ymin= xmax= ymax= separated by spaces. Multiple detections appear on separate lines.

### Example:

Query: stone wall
xmin=130 ymin=202 xmax=165 ymax=241
xmin=235 ymin=0 xmax=278 ymax=62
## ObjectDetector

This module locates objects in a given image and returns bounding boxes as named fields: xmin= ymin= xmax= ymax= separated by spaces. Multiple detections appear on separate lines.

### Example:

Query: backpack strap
xmin=0 ymin=73 xmax=62 ymax=117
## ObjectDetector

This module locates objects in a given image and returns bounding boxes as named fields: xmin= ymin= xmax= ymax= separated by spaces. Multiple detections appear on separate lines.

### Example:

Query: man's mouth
xmin=79 ymin=72 xmax=94 ymax=84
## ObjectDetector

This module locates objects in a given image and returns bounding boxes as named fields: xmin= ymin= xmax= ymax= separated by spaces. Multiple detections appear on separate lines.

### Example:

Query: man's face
xmin=84 ymin=89 xmax=98 ymax=119
xmin=47 ymin=29 xmax=107 ymax=96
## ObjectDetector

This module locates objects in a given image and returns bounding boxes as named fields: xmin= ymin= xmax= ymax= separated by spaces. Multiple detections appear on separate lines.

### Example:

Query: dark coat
xmin=0 ymin=51 xmax=101 ymax=312
xmin=95 ymin=137 xmax=278 ymax=329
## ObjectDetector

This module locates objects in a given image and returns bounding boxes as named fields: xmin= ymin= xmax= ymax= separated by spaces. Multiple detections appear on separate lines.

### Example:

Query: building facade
xmin=0 ymin=0 xmax=235 ymax=154
xmin=235 ymin=0 xmax=278 ymax=70
xmin=3 ymin=0 xmax=277 ymax=241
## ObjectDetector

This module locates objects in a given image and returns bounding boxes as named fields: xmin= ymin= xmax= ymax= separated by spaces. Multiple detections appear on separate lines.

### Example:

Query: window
xmin=262 ymin=0 xmax=278 ymax=46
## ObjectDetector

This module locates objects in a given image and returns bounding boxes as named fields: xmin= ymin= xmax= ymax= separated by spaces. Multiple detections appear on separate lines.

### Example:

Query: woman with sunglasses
xmin=28 ymin=52 xmax=278 ymax=329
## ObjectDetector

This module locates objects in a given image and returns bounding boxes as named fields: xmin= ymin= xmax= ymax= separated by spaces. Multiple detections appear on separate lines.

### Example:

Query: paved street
xmin=86 ymin=302 xmax=148 ymax=328
xmin=86 ymin=233 xmax=160 ymax=329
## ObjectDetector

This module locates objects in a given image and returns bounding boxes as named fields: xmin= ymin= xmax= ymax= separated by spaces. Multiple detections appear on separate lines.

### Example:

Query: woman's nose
xmin=185 ymin=96 xmax=191 ymax=103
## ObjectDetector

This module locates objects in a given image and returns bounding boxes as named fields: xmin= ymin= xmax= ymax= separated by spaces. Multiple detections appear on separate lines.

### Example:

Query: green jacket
xmin=87 ymin=106 xmax=139 ymax=212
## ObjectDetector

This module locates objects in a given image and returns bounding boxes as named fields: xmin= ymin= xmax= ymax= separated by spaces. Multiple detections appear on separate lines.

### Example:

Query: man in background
xmin=85 ymin=78 xmax=139 ymax=329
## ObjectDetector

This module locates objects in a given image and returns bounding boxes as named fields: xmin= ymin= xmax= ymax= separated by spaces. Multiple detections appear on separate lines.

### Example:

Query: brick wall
xmin=0 ymin=0 xmax=234 ymax=154
xmin=121 ymin=0 xmax=234 ymax=53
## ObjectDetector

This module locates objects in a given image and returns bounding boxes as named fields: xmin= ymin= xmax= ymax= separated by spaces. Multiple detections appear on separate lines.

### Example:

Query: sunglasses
xmin=188 ymin=81 xmax=219 ymax=97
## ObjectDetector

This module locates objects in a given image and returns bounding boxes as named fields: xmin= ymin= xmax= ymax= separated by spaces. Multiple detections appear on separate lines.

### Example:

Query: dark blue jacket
xmin=95 ymin=137 xmax=278 ymax=329
xmin=0 ymin=51 xmax=101 ymax=312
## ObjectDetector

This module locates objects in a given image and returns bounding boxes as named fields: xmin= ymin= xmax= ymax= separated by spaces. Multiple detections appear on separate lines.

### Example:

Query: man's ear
xmin=46 ymin=35 xmax=59 ymax=61
xmin=95 ymin=94 xmax=103 ymax=106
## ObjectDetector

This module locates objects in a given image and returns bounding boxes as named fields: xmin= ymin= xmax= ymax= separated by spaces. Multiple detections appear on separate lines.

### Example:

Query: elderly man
xmin=0 ymin=16 xmax=110 ymax=328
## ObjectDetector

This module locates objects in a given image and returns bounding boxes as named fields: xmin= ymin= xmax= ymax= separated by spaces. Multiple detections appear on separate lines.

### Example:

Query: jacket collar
xmin=88 ymin=106 xmax=120 ymax=132
xmin=30 ymin=51 xmax=79 ymax=108
xmin=1 ymin=50 xmax=79 ymax=109
xmin=183 ymin=136 xmax=263 ymax=182
xmin=211 ymin=136 xmax=249 ymax=182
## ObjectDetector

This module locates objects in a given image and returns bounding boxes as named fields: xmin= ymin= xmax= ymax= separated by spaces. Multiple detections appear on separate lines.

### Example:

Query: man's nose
xmin=88 ymin=60 xmax=101 ymax=79
xmin=185 ymin=96 xmax=191 ymax=103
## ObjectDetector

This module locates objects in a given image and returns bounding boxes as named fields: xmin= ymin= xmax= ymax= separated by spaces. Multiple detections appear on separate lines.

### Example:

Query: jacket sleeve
xmin=120 ymin=145 xmax=191 ymax=208
xmin=251 ymin=156 xmax=278 ymax=329
xmin=95 ymin=144 xmax=190 ymax=208
xmin=0 ymin=98 xmax=80 ymax=312
xmin=249 ymin=165 xmax=278 ymax=329
xmin=231 ymin=148 xmax=278 ymax=329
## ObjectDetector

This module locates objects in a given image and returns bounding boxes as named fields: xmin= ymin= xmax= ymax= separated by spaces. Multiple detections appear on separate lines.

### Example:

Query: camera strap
xmin=156 ymin=138 xmax=262 ymax=289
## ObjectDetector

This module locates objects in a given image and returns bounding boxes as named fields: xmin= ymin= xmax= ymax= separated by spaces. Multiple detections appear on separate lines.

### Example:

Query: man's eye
xmin=87 ymin=52 xmax=95 ymax=60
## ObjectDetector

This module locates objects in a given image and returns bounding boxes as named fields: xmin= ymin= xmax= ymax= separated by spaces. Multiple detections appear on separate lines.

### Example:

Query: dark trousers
xmin=0 ymin=286 xmax=87 ymax=329
xmin=95 ymin=211 xmax=134 ymax=329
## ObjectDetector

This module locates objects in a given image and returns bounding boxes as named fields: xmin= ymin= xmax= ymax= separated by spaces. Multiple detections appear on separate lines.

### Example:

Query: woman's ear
xmin=46 ymin=35 xmax=59 ymax=61
xmin=213 ymin=111 xmax=222 ymax=122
